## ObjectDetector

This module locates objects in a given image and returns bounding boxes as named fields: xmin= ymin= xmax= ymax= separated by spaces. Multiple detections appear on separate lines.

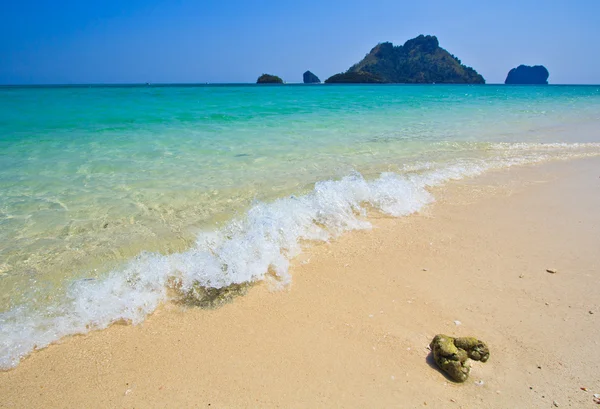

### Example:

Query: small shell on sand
xmin=546 ymin=268 xmax=558 ymax=274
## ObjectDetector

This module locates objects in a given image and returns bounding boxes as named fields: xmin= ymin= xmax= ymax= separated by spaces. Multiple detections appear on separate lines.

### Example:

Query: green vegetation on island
xmin=324 ymin=71 xmax=386 ymax=84
xmin=325 ymin=35 xmax=485 ymax=84
xmin=257 ymin=74 xmax=284 ymax=84
xmin=505 ymin=65 xmax=549 ymax=84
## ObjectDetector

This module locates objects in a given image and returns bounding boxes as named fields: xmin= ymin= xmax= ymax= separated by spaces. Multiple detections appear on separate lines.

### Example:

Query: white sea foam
xmin=489 ymin=142 xmax=600 ymax=151
xmin=1 ymin=143 xmax=600 ymax=370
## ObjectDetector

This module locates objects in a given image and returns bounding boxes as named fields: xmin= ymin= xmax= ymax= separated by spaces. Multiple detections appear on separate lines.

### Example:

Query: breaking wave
xmin=1 ymin=142 xmax=600 ymax=369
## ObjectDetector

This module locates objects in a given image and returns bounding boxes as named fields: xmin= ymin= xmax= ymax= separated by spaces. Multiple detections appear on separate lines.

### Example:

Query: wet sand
xmin=1 ymin=157 xmax=599 ymax=408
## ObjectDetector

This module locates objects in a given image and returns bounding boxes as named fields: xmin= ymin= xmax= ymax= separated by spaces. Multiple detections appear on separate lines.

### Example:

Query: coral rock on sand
xmin=454 ymin=336 xmax=490 ymax=362
xmin=430 ymin=334 xmax=490 ymax=382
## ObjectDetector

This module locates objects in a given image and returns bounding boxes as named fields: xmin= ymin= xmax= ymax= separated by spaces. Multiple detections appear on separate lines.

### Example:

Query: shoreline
xmin=1 ymin=156 xmax=600 ymax=408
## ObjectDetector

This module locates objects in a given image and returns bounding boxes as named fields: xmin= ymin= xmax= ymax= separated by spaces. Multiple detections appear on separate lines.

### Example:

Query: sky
xmin=1 ymin=0 xmax=599 ymax=85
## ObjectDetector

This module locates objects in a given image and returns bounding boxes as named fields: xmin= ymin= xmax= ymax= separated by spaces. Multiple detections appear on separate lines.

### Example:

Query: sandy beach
xmin=1 ymin=156 xmax=599 ymax=408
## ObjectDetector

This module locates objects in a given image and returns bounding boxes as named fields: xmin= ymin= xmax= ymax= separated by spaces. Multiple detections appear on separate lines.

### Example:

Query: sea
xmin=1 ymin=83 xmax=599 ymax=369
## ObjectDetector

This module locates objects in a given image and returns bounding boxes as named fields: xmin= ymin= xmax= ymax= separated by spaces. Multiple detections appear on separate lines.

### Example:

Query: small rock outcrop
xmin=303 ymin=71 xmax=321 ymax=83
xmin=430 ymin=334 xmax=490 ymax=382
xmin=505 ymin=65 xmax=549 ymax=84
xmin=257 ymin=74 xmax=284 ymax=84
xmin=325 ymin=35 xmax=484 ymax=84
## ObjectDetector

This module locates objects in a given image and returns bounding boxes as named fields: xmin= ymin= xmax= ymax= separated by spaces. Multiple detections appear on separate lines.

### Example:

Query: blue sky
xmin=1 ymin=0 xmax=598 ymax=84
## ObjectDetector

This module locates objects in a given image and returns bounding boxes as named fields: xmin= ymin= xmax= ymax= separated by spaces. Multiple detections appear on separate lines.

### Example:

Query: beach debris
xmin=429 ymin=334 xmax=490 ymax=382
xmin=593 ymin=394 xmax=600 ymax=404
xmin=546 ymin=268 xmax=558 ymax=274
xmin=474 ymin=380 xmax=485 ymax=386
xmin=553 ymin=401 xmax=559 ymax=407
xmin=589 ymin=310 xmax=594 ymax=315
xmin=454 ymin=320 xmax=462 ymax=326
xmin=581 ymin=387 xmax=589 ymax=392
xmin=422 ymin=268 xmax=428 ymax=271
xmin=519 ymin=274 xmax=525 ymax=278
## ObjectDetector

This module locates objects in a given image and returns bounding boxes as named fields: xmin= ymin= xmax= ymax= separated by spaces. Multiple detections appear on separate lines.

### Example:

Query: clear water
xmin=1 ymin=84 xmax=600 ymax=369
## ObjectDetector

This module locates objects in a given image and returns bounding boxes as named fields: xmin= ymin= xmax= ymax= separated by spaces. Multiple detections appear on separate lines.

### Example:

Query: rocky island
xmin=325 ymin=71 xmax=386 ymax=84
xmin=505 ymin=65 xmax=549 ymax=84
xmin=303 ymin=71 xmax=321 ymax=84
xmin=325 ymin=35 xmax=484 ymax=84
xmin=257 ymin=74 xmax=284 ymax=84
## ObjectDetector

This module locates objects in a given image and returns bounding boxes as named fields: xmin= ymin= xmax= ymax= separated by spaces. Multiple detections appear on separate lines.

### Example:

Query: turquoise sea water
xmin=1 ymin=84 xmax=600 ymax=368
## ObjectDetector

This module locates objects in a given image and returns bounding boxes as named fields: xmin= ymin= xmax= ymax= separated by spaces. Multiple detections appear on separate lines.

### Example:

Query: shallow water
xmin=1 ymin=84 xmax=600 ymax=369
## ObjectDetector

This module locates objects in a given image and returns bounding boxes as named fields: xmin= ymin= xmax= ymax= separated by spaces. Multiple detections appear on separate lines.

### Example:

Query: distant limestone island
xmin=325 ymin=35 xmax=485 ymax=84
xmin=303 ymin=71 xmax=320 ymax=83
xmin=256 ymin=71 xmax=322 ymax=84
xmin=257 ymin=74 xmax=284 ymax=84
xmin=505 ymin=65 xmax=549 ymax=84
xmin=255 ymin=35 xmax=551 ymax=85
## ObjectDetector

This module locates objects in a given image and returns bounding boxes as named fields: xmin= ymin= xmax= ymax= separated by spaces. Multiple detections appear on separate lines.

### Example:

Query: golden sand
xmin=1 ymin=157 xmax=599 ymax=408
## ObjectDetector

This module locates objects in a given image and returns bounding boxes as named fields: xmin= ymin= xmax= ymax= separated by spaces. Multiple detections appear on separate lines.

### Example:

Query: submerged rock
xmin=430 ymin=334 xmax=489 ymax=382
xmin=303 ymin=70 xmax=321 ymax=83
xmin=181 ymin=282 xmax=251 ymax=309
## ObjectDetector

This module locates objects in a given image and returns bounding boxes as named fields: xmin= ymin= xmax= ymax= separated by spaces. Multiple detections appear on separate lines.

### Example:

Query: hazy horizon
xmin=3 ymin=82 xmax=600 ymax=87
xmin=2 ymin=0 xmax=599 ymax=85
